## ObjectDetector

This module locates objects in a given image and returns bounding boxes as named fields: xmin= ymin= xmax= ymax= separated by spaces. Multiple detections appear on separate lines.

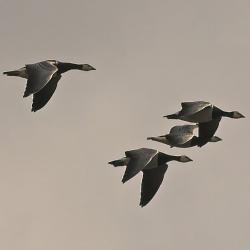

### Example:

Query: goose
xmin=164 ymin=101 xmax=244 ymax=146
xmin=147 ymin=124 xmax=222 ymax=148
xmin=109 ymin=148 xmax=192 ymax=207
xmin=3 ymin=60 xmax=96 ymax=112
xmin=164 ymin=101 xmax=245 ymax=122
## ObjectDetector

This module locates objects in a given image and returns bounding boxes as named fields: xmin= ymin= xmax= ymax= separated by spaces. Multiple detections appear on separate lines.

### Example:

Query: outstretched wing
xmin=180 ymin=101 xmax=212 ymax=117
xmin=170 ymin=125 xmax=198 ymax=135
xmin=167 ymin=133 xmax=193 ymax=146
xmin=198 ymin=117 xmax=222 ymax=147
xmin=122 ymin=148 xmax=158 ymax=183
xmin=140 ymin=164 xmax=168 ymax=207
xmin=168 ymin=125 xmax=198 ymax=145
xmin=24 ymin=61 xmax=58 ymax=97
xmin=31 ymin=74 xmax=61 ymax=112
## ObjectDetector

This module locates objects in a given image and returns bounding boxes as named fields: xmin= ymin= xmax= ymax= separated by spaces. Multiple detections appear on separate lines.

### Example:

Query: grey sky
xmin=0 ymin=0 xmax=249 ymax=249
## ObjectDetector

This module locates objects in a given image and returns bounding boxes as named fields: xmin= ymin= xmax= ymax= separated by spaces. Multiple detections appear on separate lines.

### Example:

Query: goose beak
xmin=87 ymin=66 xmax=96 ymax=71
xmin=179 ymin=155 xmax=193 ymax=162
xmin=186 ymin=157 xmax=193 ymax=162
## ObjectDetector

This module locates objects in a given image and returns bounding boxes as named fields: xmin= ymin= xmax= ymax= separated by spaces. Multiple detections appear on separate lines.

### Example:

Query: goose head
xmin=230 ymin=111 xmax=245 ymax=119
xmin=81 ymin=64 xmax=96 ymax=71
xmin=209 ymin=136 xmax=222 ymax=142
xmin=178 ymin=155 xmax=193 ymax=163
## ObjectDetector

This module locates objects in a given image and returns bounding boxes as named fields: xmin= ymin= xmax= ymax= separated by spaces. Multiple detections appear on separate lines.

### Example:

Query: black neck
xmin=57 ymin=62 xmax=82 ymax=74
xmin=193 ymin=136 xmax=208 ymax=147
xmin=158 ymin=153 xmax=180 ymax=164
xmin=212 ymin=106 xmax=233 ymax=118
xmin=220 ymin=111 xmax=234 ymax=118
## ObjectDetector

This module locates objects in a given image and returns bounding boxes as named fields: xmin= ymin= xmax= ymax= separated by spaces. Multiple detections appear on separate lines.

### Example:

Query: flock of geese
xmin=109 ymin=101 xmax=244 ymax=206
xmin=4 ymin=60 xmax=245 ymax=207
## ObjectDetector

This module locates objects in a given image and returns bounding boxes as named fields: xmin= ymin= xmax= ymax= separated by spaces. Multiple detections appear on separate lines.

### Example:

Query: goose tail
xmin=108 ymin=157 xmax=129 ymax=167
xmin=164 ymin=113 xmax=179 ymax=119
xmin=3 ymin=70 xmax=20 ymax=76
xmin=3 ymin=67 xmax=27 ymax=78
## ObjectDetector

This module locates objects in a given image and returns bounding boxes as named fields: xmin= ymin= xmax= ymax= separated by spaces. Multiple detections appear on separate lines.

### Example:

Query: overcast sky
xmin=0 ymin=0 xmax=249 ymax=249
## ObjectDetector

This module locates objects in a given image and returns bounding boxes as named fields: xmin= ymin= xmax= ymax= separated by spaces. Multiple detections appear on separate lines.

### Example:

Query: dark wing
xmin=24 ymin=61 xmax=58 ymax=97
xmin=181 ymin=101 xmax=210 ymax=109
xmin=180 ymin=101 xmax=211 ymax=117
xmin=198 ymin=117 xmax=222 ymax=147
xmin=122 ymin=148 xmax=157 ymax=183
xmin=31 ymin=74 xmax=61 ymax=112
xmin=140 ymin=164 xmax=168 ymax=207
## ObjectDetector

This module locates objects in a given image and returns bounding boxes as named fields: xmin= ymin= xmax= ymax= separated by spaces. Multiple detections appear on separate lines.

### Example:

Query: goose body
xmin=147 ymin=125 xmax=222 ymax=148
xmin=164 ymin=101 xmax=244 ymax=146
xmin=3 ymin=60 xmax=96 ymax=112
xmin=109 ymin=148 xmax=192 ymax=207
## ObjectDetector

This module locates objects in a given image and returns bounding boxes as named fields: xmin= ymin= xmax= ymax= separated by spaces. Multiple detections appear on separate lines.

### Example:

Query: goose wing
xmin=122 ymin=148 xmax=158 ymax=183
xmin=170 ymin=125 xmax=198 ymax=135
xmin=140 ymin=164 xmax=168 ymax=207
xmin=168 ymin=125 xmax=198 ymax=145
xmin=31 ymin=74 xmax=61 ymax=112
xmin=197 ymin=117 xmax=222 ymax=147
xmin=167 ymin=134 xmax=193 ymax=146
xmin=179 ymin=101 xmax=212 ymax=117
xmin=24 ymin=61 xmax=58 ymax=97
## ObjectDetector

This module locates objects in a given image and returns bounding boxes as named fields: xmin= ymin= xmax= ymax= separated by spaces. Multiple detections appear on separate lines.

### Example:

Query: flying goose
xmin=109 ymin=148 xmax=192 ymax=207
xmin=147 ymin=124 xmax=222 ymax=148
xmin=3 ymin=60 xmax=96 ymax=111
xmin=164 ymin=101 xmax=244 ymax=146
xmin=164 ymin=101 xmax=245 ymax=122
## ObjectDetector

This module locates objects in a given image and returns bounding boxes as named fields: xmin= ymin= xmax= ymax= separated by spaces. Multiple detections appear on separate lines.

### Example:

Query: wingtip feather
xmin=121 ymin=178 xmax=127 ymax=184
xmin=139 ymin=200 xmax=148 ymax=207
